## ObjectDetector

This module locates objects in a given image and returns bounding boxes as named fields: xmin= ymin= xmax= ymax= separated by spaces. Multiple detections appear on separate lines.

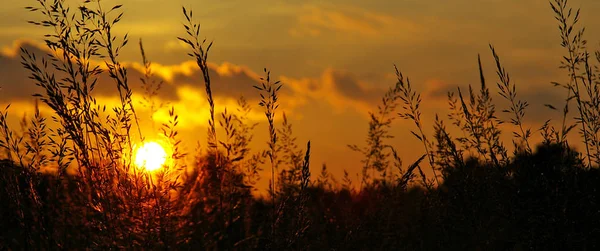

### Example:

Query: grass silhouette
xmin=1 ymin=0 xmax=600 ymax=249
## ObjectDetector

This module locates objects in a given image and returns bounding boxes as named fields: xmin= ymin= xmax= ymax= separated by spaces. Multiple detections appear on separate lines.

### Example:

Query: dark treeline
xmin=2 ymin=0 xmax=600 ymax=249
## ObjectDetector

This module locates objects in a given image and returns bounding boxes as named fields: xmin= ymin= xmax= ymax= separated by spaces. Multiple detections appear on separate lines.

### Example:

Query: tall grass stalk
xmin=550 ymin=0 xmax=596 ymax=167
xmin=490 ymin=45 xmax=532 ymax=154
xmin=138 ymin=39 xmax=165 ymax=126
xmin=177 ymin=7 xmax=226 ymax=222
xmin=348 ymin=74 xmax=403 ymax=186
xmin=254 ymin=68 xmax=282 ymax=242
xmin=395 ymin=65 xmax=439 ymax=187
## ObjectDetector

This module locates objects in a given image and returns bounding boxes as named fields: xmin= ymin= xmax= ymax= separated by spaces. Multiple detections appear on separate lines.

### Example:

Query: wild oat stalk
xmin=23 ymin=0 xmax=98 ymax=170
xmin=397 ymin=154 xmax=427 ymax=191
xmin=231 ymin=97 xmax=264 ymax=191
xmin=219 ymin=97 xmax=257 ymax=165
xmin=178 ymin=7 xmax=216 ymax=152
xmin=395 ymin=65 xmax=439 ymax=187
xmin=0 ymin=105 xmax=14 ymax=161
xmin=579 ymin=52 xmax=600 ymax=166
xmin=449 ymin=56 xmax=507 ymax=167
xmin=155 ymin=106 xmax=186 ymax=246
xmin=433 ymin=115 xmax=463 ymax=169
xmin=218 ymin=97 xmax=262 ymax=247
xmin=253 ymin=68 xmax=282 ymax=240
xmin=178 ymin=8 xmax=229 ymax=233
xmin=348 ymin=73 xmax=403 ymax=186
xmin=550 ymin=0 xmax=596 ymax=166
xmin=24 ymin=101 xmax=49 ymax=171
xmin=94 ymin=1 xmax=142 ymax=145
xmin=277 ymin=112 xmax=304 ymax=189
xmin=316 ymin=164 xmax=334 ymax=190
xmin=139 ymin=39 xmax=165 ymax=125
xmin=290 ymin=141 xmax=311 ymax=248
xmin=490 ymin=45 xmax=532 ymax=154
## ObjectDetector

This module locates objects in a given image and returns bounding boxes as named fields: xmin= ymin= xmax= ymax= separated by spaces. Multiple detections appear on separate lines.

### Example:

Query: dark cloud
xmin=1 ymin=41 xmax=390 ymax=116
xmin=329 ymin=70 xmax=381 ymax=104
xmin=0 ymin=41 xmax=180 ymax=102
xmin=171 ymin=63 xmax=264 ymax=102
xmin=0 ymin=42 xmax=37 ymax=101
xmin=0 ymin=41 xmax=266 ymax=104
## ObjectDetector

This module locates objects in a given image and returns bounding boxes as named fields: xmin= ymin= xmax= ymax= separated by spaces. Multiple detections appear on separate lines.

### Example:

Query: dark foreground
xmin=1 ymin=143 xmax=599 ymax=250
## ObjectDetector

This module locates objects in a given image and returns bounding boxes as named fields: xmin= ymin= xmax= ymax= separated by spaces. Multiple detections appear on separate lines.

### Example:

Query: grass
xmin=1 ymin=0 xmax=600 ymax=249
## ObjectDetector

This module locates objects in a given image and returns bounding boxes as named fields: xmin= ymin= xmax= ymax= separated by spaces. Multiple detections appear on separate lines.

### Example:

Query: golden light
xmin=134 ymin=141 xmax=167 ymax=171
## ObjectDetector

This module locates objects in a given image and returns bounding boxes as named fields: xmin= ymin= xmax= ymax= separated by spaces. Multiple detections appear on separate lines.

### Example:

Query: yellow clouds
xmin=2 ymin=41 xmax=389 ymax=132
xmin=290 ymin=4 xmax=419 ymax=38
xmin=125 ymin=60 xmax=199 ymax=83
xmin=1 ymin=39 xmax=409 ymax=138
xmin=282 ymin=69 xmax=385 ymax=115
xmin=1 ymin=39 xmax=43 ymax=58
xmin=113 ymin=21 xmax=178 ymax=36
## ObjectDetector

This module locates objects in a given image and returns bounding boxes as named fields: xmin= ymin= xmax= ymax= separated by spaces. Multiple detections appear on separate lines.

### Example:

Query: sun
xmin=134 ymin=141 xmax=167 ymax=171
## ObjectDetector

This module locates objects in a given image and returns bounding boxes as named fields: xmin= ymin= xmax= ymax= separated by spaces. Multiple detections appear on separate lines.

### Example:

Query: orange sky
xmin=2 ymin=0 xmax=600 ymax=190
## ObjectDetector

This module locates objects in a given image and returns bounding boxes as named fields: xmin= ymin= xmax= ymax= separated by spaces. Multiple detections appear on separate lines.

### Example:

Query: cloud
xmin=5 ymin=39 xmax=565 ymax=134
xmin=0 ymin=40 xmax=389 ymax=128
xmin=289 ymin=4 xmax=419 ymax=38
xmin=0 ymin=40 xmax=180 ymax=103
xmin=0 ymin=40 xmax=267 ymax=101
xmin=0 ymin=42 xmax=33 ymax=101
xmin=281 ymin=68 xmax=387 ymax=115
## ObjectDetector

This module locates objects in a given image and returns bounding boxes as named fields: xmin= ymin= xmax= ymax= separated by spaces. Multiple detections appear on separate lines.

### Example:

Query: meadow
xmin=1 ymin=0 xmax=600 ymax=249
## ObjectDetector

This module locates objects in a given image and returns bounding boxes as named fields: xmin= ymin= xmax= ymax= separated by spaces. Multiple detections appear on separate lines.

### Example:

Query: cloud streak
xmin=290 ymin=4 xmax=420 ymax=38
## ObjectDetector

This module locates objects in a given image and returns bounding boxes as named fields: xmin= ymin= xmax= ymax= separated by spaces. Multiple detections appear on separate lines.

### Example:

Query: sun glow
xmin=134 ymin=141 xmax=167 ymax=171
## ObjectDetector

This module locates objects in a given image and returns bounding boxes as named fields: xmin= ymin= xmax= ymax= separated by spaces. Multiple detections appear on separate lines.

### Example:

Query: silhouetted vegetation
xmin=2 ymin=0 xmax=600 ymax=249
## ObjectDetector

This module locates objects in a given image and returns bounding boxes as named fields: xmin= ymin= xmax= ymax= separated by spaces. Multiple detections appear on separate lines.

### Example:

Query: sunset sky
xmin=2 ymin=0 xmax=600 ymax=190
